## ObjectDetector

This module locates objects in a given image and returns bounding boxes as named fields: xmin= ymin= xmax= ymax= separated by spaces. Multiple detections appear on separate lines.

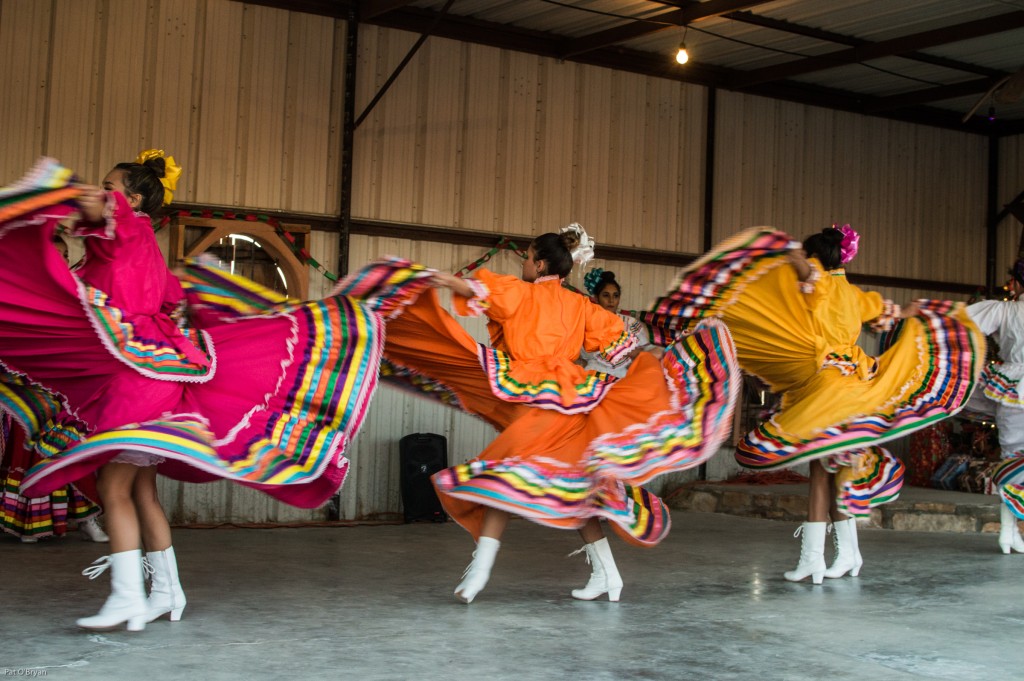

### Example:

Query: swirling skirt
xmin=0 ymin=206 xmax=430 ymax=508
xmin=382 ymin=286 xmax=740 ymax=546
xmin=646 ymin=228 xmax=985 ymax=516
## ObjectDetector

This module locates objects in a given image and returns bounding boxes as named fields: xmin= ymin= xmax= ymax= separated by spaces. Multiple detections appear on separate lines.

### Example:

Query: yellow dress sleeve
xmin=798 ymin=259 xmax=831 ymax=312
xmin=852 ymin=286 xmax=902 ymax=332
xmin=855 ymin=287 xmax=885 ymax=323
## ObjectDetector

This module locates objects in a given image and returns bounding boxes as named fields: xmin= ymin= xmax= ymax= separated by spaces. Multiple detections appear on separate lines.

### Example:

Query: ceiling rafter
xmin=367 ymin=5 xmax=1014 ymax=134
xmin=863 ymin=76 xmax=1007 ymax=113
xmin=239 ymin=0 xmax=352 ymax=18
xmin=360 ymin=0 xmax=415 ymax=21
xmin=232 ymin=0 xmax=1024 ymax=136
xmin=720 ymin=10 xmax=1007 ymax=79
xmin=729 ymin=11 xmax=1024 ymax=89
xmin=557 ymin=0 xmax=773 ymax=60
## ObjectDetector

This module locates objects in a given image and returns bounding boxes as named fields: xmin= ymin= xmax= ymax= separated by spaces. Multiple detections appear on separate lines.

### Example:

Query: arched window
xmin=205 ymin=233 xmax=289 ymax=295
xmin=168 ymin=217 xmax=310 ymax=300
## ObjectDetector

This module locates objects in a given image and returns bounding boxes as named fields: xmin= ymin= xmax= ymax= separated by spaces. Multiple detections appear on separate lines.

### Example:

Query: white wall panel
xmin=0 ymin=0 xmax=51 ymax=166
xmin=0 ymin=0 xmax=344 ymax=214
xmin=352 ymin=26 xmax=707 ymax=248
xmin=340 ymin=235 xmax=513 ymax=520
xmin=999 ymin=135 xmax=1024 ymax=263
xmin=713 ymin=92 xmax=989 ymax=289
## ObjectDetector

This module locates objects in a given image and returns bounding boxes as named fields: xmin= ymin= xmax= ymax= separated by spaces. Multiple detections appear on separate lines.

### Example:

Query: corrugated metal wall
xmin=2 ymin=3 xmax=1015 ymax=522
xmin=0 ymin=0 xmax=345 ymax=214
xmin=352 ymin=26 xmax=708 ymax=253
xmin=713 ymin=92 xmax=990 ymax=286
xmin=999 ymin=135 xmax=1024 ymax=260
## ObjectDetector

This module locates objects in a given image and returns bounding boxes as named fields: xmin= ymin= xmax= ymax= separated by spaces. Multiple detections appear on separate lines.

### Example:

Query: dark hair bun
xmin=600 ymin=271 xmax=616 ymax=283
xmin=559 ymin=230 xmax=580 ymax=253
xmin=143 ymin=156 xmax=166 ymax=178
xmin=821 ymin=227 xmax=843 ymax=244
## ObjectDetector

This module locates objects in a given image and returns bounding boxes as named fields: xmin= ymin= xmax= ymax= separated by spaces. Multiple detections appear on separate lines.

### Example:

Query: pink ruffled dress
xmin=0 ymin=161 xmax=430 ymax=508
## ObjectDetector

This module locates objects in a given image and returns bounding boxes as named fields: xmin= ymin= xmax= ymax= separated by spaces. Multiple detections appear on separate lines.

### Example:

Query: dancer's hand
xmin=75 ymin=184 xmax=107 ymax=224
xmin=787 ymin=248 xmax=812 ymax=282
xmin=901 ymin=301 xmax=921 ymax=318
xmin=431 ymin=272 xmax=474 ymax=298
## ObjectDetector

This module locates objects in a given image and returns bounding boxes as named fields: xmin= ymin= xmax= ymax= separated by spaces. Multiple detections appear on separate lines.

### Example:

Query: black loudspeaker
xmin=399 ymin=433 xmax=448 ymax=523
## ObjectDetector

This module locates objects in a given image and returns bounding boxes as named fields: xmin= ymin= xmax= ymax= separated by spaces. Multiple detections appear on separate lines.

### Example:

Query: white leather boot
xmin=570 ymin=537 xmax=623 ymax=602
xmin=454 ymin=537 xmax=500 ymax=603
xmin=824 ymin=518 xmax=863 ymax=578
xmin=783 ymin=522 xmax=827 ymax=584
xmin=79 ymin=516 xmax=110 ymax=543
xmin=146 ymin=546 xmax=187 ymax=622
xmin=999 ymin=504 xmax=1024 ymax=554
xmin=76 ymin=550 xmax=149 ymax=631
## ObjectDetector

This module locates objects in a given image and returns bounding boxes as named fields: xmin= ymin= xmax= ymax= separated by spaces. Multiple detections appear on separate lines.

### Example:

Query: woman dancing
xmin=380 ymin=225 xmax=740 ymax=602
xmin=643 ymin=224 xmax=983 ymax=583
xmin=0 ymin=153 xmax=429 ymax=629
xmin=964 ymin=259 xmax=1024 ymax=554
xmin=1 ymin=412 xmax=107 ymax=543
xmin=581 ymin=268 xmax=663 ymax=377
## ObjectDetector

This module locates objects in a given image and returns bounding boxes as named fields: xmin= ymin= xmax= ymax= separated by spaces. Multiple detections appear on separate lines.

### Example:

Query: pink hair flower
xmin=836 ymin=223 xmax=860 ymax=264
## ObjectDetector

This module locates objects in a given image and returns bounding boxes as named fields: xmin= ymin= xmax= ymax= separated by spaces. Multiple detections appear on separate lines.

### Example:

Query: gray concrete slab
xmin=684 ymin=483 xmax=1004 ymax=507
xmin=2 ymin=511 xmax=1021 ymax=681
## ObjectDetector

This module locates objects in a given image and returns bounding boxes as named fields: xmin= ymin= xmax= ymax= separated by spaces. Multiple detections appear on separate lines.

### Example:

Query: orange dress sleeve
xmin=451 ymin=269 xmax=526 ymax=319
xmin=583 ymin=302 xmax=637 ymax=367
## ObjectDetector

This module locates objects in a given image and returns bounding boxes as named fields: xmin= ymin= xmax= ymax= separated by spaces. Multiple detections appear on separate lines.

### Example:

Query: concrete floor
xmin=2 ymin=511 xmax=1022 ymax=681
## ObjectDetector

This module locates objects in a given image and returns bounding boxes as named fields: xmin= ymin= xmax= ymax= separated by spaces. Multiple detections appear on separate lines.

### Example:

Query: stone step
xmin=666 ymin=482 xmax=1012 ymax=533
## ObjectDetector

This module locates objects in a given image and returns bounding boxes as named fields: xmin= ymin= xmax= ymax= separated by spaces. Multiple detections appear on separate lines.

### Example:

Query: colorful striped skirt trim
xmin=992 ymin=455 xmax=1024 ymax=519
xmin=586 ymin=319 xmax=739 ymax=485
xmin=433 ymin=458 xmax=671 ymax=547
xmin=737 ymin=301 xmax=982 ymax=470
xmin=824 ymin=447 xmax=906 ymax=518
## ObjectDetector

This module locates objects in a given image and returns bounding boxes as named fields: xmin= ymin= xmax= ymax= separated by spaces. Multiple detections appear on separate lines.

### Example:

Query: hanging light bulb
xmin=675 ymin=42 xmax=689 ymax=65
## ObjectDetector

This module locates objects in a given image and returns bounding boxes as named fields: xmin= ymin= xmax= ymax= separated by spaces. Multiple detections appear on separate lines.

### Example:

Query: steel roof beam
xmin=729 ymin=11 xmax=1024 ymax=89
xmin=558 ymin=0 xmax=773 ymax=60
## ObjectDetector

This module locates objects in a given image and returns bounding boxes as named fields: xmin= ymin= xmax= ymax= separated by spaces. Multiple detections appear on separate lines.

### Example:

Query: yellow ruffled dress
xmin=647 ymin=228 xmax=985 ymax=515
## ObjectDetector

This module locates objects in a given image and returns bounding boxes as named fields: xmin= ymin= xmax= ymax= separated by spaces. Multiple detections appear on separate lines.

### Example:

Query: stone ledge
xmin=666 ymin=482 xmax=1012 ymax=533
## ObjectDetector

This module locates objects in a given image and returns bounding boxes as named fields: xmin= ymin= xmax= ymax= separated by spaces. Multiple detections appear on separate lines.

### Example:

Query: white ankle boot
xmin=824 ymin=518 xmax=863 ymax=578
xmin=146 ymin=546 xmax=187 ymax=622
xmin=76 ymin=550 xmax=149 ymax=631
xmin=79 ymin=517 xmax=110 ymax=543
xmin=783 ymin=522 xmax=827 ymax=584
xmin=998 ymin=504 xmax=1024 ymax=554
xmin=570 ymin=537 xmax=623 ymax=602
xmin=454 ymin=537 xmax=500 ymax=603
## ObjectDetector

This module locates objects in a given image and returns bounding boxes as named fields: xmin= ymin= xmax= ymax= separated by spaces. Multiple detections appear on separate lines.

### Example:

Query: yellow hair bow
xmin=134 ymin=148 xmax=182 ymax=205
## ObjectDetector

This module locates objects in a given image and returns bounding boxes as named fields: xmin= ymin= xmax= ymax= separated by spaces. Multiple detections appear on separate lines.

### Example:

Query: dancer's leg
xmin=133 ymin=466 xmax=171 ymax=552
xmin=77 ymin=462 xmax=148 ymax=631
xmin=784 ymin=460 xmax=828 ymax=583
xmin=807 ymin=460 xmax=831 ymax=523
xmin=818 ymin=460 xmax=862 ymax=578
xmin=97 ymin=463 xmax=142 ymax=553
xmin=455 ymin=509 xmax=508 ymax=603
xmin=479 ymin=508 xmax=510 ymax=540
xmin=578 ymin=517 xmax=604 ymax=543
xmin=572 ymin=518 xmax=623 ymax=601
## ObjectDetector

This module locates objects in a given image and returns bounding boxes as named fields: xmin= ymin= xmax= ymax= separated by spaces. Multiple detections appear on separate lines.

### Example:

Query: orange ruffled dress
xmin=381 ymin=267 xmax=740 ymax=546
